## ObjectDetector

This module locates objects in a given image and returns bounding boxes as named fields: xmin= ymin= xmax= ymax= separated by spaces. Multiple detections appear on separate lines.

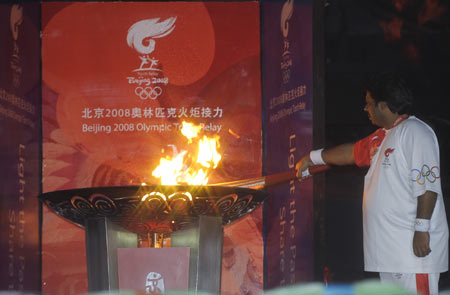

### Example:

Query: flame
xmin=152 ymin=151 xmax=188 ymax=185
xmin=181 ymin=121 xmax=201 ymax=143
xmin=228 ymin=128 xmax=241 ymax=139
xmin=151 ymin=121 xmax=221 ymax=185
xmin=197 ymin=135 xmax=221 ymax=168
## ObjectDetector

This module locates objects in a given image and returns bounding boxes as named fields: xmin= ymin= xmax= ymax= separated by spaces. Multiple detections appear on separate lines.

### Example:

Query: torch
xmin=214 ymin=164 xmax=330 ymax=189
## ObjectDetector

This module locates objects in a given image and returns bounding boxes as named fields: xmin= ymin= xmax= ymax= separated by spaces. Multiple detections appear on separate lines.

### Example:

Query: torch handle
xmin=214 ymin=164 xmax=330 ymax=189
xmin=265 ymin=164 xmax=330 ymax=187
xmin=302 ymin=164 xmax=331 ymax=179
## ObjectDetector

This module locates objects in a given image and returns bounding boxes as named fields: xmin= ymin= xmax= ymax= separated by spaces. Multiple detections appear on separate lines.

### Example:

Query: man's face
xmin=364 ymin=91 xmax=384 ymax=127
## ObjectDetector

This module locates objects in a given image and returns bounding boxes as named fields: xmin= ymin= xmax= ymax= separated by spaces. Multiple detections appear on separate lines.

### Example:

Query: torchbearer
xmin=296 ymin=72 xmax=448 ymax=295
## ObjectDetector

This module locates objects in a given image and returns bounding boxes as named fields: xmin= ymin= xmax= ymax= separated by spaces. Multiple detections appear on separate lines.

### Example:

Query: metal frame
xmin=84 ymin=216 xmax=223 ymax=294
xmin=171 ymin=215 xmax=223 ymax=294
xmin=85 ymin=217 xmax=138 ymax=292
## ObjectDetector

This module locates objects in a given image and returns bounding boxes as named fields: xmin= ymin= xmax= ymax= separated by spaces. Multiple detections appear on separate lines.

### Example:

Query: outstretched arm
xmin=322 ymin=143 xmax=356 ymax=165
xmin=296 ymin=143 xmax=356 ymax=178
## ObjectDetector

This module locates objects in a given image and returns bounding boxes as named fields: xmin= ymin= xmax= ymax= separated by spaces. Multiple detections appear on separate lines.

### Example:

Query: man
xmin=296 ymin=72 xmax=448 ymax=294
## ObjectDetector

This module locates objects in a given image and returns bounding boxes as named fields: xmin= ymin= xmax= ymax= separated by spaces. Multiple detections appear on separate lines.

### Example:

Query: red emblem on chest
xmin=384 ymin=148 xmax=395 ymax=157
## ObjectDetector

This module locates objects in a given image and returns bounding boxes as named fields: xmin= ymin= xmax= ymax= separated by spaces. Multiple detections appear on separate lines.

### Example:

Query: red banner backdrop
xmin=41 ymin=2 xmax=262 ymax=294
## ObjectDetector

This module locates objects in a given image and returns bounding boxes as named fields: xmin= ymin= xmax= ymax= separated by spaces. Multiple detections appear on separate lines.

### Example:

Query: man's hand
xmin=413 ymin=231 xmax=431 ymax=257
xmin=295 ymin=155 xmax=314 ymax=180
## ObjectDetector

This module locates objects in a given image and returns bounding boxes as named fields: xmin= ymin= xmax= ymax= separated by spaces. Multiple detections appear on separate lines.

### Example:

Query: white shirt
xmin=362 ymin=116 xmax=449 ymax=273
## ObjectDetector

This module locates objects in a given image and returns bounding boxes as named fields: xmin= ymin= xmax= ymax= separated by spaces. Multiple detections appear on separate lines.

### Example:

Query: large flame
xmin=180 ymin=121 xmax=201 ymax=143
xmin=152 ymin=121 xmax=221 ymax=185
xmin=197 ymin=135 xmax=221 ymax=168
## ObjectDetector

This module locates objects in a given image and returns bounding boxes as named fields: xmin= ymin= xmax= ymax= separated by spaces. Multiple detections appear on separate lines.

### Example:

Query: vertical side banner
xmin=262 ymin=0 xmax=313 ymax=289
xmin=0 ymin=2 xmax=41 ymax=293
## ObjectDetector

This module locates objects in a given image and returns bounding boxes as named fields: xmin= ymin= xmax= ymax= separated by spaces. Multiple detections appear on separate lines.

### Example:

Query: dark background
xmin=322 ymin=0 xmax=450 ymax=289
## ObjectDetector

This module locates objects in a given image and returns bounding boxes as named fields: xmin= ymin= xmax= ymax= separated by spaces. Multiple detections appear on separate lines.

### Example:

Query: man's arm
xmin=296 ymin=143 xmax=356 ymax=178
xmin=413 ymin=190 xmax=437 ymax=257
xmin=322 ymin=143 xmax=356 ymax=165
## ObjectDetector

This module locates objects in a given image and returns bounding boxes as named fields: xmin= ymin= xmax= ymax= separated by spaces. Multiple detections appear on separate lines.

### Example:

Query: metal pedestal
xmin=84 ymin=216 xmax=223 ymax=294
xmin=85 ymin=217 xmax=138 ymax=292
xmin=172 ymin=216 xmax=223 ymax=294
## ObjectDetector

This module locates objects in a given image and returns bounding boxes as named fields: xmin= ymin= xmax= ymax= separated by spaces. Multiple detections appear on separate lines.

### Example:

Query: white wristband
xmin=414 ymin=218 xmax=430 ymax=232
xmin=309 ymin=149 xmax=326 ymax=165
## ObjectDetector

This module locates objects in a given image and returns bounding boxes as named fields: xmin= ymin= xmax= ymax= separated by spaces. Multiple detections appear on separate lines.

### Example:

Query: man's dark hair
xmin=366 ymin=72 xmax=413 ymax=114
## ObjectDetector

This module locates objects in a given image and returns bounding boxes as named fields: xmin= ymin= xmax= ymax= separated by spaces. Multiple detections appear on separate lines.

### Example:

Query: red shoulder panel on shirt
xmin=353 ymin=128 xmax=386 ymax=167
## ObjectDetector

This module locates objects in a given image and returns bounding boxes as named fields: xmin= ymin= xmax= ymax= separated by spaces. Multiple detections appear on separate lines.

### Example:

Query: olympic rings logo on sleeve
xmin=411 ymin=165 xmax=440 ymax=185
xmin=135 ymin=86 xmax=162 ymax=100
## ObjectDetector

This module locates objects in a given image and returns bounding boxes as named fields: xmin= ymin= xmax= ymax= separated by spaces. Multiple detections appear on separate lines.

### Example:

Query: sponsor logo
xmin=384 ymin=148 xmax=395 ymax=157
xmin=126 ymin=17 xmax=176 ymax=100
xmin=382 ymin=147 xmax=395 ymax=166
xmin=280 ymin=0 xmax=293 ymax=84
xmin=10 ymin=4 xmax=23 ymax=89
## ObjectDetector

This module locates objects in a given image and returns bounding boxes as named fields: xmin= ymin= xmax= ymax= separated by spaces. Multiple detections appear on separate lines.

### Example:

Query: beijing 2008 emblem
xmin=126 ymin=17 xmax=176 ymax=101
xmin=145 ymin=272 xmax=165 ymax=295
